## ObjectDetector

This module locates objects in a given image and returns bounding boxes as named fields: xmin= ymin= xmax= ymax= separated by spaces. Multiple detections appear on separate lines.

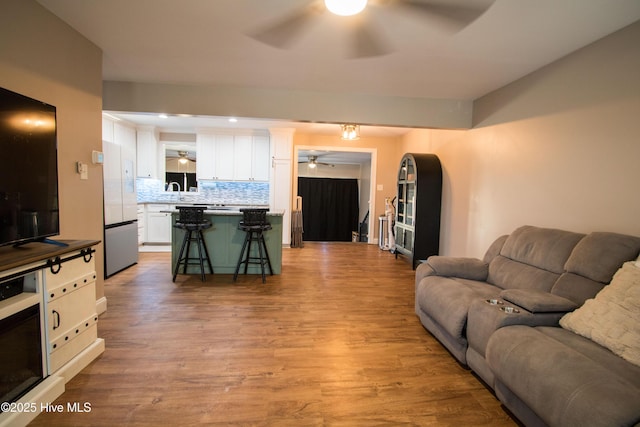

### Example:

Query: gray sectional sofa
xmin=414 ymin=225 xmax=640 ymax=427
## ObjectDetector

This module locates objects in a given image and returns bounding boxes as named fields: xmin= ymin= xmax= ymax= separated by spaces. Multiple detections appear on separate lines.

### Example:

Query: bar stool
xmin=233 ymin=208 xmax=273 ymax=283
xmin=173 ymin=206 xmax=213 ymax=282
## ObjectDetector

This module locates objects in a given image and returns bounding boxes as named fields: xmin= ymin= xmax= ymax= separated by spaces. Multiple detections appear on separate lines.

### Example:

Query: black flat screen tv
xmin=0 ymin=86 xmax=59 ymax=247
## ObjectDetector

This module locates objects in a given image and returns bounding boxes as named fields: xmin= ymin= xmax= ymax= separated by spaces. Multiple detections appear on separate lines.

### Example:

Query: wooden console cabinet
xmin=0 ymin=240 xmax=104 ymax=427
xmin=43 ymin=248 xmax=100 ymax=373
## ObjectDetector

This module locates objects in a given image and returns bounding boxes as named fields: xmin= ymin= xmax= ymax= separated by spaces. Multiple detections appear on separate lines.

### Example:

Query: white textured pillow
xmin=560 ymin=261 xmax=640 ymax=367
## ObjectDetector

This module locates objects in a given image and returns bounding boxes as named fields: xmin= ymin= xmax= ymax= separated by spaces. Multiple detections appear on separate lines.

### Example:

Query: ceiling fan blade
xmin=348 ymin=20 xmax=391 ymax=58
xmin=249 ymin=2 xmax=324 ymax=49
xmin=397 ymin=0 xmax=495 ymax=32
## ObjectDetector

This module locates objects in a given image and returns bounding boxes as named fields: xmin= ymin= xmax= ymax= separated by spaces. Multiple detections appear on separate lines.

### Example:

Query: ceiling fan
xmin=176 ymin=150 xmax=196 ymax=164
xmin=249 ymin=0 xmax=495 ymax=58
xmin=299 ymin=155 xmax=335 ymax=169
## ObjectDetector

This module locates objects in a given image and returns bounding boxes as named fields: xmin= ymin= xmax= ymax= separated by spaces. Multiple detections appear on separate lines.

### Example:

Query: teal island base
xmin=170 ymin=211 xmax=283 ymax=276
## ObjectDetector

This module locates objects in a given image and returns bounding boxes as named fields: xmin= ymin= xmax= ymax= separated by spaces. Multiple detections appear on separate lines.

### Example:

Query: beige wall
xmin=293 ymin=133 xmax=404 ymax=241
xmin=1 ymin=1 xmax=105 ymax=296
xmin=402 ymin=21 xmax=640 ymax=258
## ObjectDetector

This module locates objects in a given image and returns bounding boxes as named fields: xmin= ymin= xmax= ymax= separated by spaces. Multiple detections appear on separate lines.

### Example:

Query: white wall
xmin=403 ymin=21 xmax=640 ymax=258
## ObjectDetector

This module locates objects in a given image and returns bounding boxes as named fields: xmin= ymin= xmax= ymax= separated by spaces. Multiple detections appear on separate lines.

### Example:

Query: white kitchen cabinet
xmin=196 ymin=133 xmax=234 ymax=180
xmin=234 ymin=134 xmax=270 ymax=181
xmin=137 ymin=126 xmax=159 ymax=178
xmin=233 ymin=135 xmax=253 ymax=180
xmin=269 ymin=128 xmax=294 ymax=246
xmin=137 ymin=204 xmax=145 ymax=245
xmin=251 ymin=135 xmax=271 ymax=181
xmin=215 ymin=134 xmax=235 ymax=180
xmin=196 ymin=133 xmax=216 ymax=180
xmin=197 ymin=131 xmax=270 ymax=181
xmin=146 ymin=204 xmax=172 ymax=243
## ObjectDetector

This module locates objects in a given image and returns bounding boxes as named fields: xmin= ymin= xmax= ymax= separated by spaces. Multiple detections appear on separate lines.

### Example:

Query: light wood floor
xmin=30 ymin=242 xmax=516 ymax=426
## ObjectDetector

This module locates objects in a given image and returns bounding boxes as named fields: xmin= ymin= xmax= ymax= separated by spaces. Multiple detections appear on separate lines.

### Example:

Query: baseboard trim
xmin=56 ymin=338 xmax=106 ymax=384
xmin=0 ymin=375 xmax=65 ymax=427
xmin=96 ymin=296 xmax=107 ymax=315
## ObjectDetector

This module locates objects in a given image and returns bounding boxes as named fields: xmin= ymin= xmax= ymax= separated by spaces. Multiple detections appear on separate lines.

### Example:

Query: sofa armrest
xmin=467 ymin=297 xmax=570 ymax=359
xmin=423 ymin=256 xmax=489 ymax=281
xmin=499 ymin=289 xmax=578 ymax=313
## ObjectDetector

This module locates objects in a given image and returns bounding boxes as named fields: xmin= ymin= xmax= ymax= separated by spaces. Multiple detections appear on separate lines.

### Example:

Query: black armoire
xmin=394 ymin=153 xmax=442 ymax=269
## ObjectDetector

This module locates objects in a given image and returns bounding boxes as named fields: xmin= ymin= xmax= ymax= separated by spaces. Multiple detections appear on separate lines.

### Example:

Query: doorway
xmin=294 ymin=146 xmax=377 ymax=243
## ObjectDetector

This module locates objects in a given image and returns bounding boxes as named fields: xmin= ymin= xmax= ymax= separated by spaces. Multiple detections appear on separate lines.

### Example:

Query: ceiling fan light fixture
xmin=325 ymin=0 xmax=368 ymax=16
xmin=178 ymin=150 xmax=190 ymax=164
xmin=341 ymin=124 xmax=360 ymax=140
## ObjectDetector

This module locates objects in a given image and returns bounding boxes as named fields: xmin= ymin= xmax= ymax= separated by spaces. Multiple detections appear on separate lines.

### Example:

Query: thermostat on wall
xmin=92 ymin=150 xmax=104 ymax=164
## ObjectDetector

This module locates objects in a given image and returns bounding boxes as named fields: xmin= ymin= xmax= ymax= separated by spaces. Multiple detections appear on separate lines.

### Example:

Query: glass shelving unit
xmin=394 ymin=153 xmax=442 ymax=268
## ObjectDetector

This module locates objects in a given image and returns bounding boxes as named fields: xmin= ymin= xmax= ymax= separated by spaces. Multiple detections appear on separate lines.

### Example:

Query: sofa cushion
xmin=564 ymin=231 xmax=640 ymax=283
xmin=499 ymin=225 xmax=584 ymax=274
xmin=487 ymin=325 xmax=640 ymax=427
xmin=551 ymin=273 xmax=609 ymax=307
xmin=488 ymin=256 xmax=562 ymax=292
xmin=487 ymin=226 xmax=584 ymax=291
xmin=560 ymin=261 xmax=640 ymax=366
xmin=482 ymin=234 xmax=508 ymax=264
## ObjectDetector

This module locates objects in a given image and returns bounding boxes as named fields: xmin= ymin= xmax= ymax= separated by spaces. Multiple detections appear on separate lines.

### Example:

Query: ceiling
xmin=38 ymin=0 xmax=640 ymax=147
xmin=38 ymin=0 xmax=640 ymax=99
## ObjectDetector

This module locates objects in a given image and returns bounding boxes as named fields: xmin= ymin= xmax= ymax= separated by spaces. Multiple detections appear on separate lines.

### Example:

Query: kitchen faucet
xmin=167 ymin=182 xmax=183 ymax=200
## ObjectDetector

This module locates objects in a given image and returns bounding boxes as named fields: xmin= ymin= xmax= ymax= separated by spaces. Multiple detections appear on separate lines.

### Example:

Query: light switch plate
xmin=77 ymin=161 xmax=88 ymax=180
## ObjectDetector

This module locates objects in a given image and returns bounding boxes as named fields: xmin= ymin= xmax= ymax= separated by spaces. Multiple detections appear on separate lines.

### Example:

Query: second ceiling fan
xmin=299 ymin=155 xmax=335 ymax=169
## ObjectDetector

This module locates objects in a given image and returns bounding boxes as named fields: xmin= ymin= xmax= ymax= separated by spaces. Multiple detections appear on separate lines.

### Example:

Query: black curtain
xmin=298 ymin=177 xmax=359 ymax=241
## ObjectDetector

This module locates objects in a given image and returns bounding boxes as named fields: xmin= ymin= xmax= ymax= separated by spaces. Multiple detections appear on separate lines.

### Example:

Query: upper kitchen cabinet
xmin=137 ymin=126 xmax=159 ymax=178
xmin=214 ymin=134 xmax=235 ymax=180
xmin=250 ymin=134 xmax=271 ymax=181
xmin=234 ymin=133 xmax=270 ymax=181
xmin=197 ymin=132 xmax=234 ymax=180
xmin=196 ymin=133 xmax=216 ymax=180
xmin=197 ymin=131 xmax=270 ymax=182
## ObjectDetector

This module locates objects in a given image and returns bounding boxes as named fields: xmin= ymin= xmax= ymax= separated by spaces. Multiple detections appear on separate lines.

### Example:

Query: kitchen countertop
xmin=161 ymin=208 xmax=284 ymax=216
xmin=140 ymin=201 xmax=269 ymax=207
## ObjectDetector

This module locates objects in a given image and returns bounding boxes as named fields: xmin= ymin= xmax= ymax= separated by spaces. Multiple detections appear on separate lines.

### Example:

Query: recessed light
xmin=159 ymin=114 xmax=168 ymax=119
xmin=228 ymin=117 xmax=238 ymax=123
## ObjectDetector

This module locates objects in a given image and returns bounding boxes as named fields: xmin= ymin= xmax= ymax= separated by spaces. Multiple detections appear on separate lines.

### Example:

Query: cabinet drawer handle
xmin=82 ymin=248 xmax=93 ymax=263
xmin=52 ymin=310 xmax=60 ymax=330
xmin=48 ymin=256 xmax=62 ymax=274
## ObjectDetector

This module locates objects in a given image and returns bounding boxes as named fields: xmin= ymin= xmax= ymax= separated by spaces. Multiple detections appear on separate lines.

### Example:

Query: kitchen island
xmin=169 ymin=208 xmax=284 ymax=276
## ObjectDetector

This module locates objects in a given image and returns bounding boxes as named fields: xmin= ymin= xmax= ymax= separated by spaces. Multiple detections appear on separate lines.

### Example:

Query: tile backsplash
xmin=137 ymin=178 xmax=269 ymax=205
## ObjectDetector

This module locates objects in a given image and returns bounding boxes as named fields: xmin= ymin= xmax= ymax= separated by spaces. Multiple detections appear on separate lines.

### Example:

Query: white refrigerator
xmin=103 ymin=122 xmax=139 ymax=277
